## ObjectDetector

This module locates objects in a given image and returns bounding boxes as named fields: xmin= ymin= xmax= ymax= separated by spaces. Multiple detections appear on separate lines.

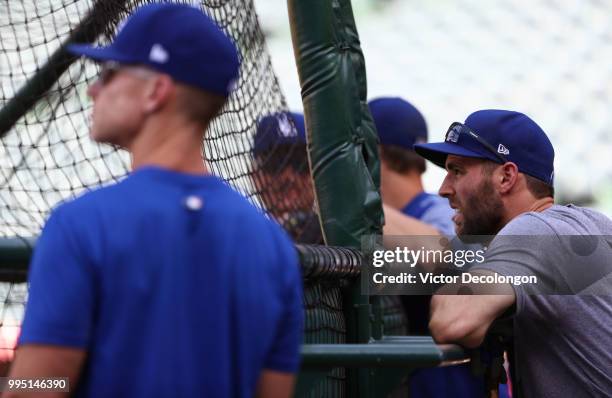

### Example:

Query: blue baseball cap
xmin=253 ymin=112 xmax=306 ymax=156
xmin=368 ymin=97 xmax=428 ymax=150
xmin=67 ymin=3 xmax=240 ymax=96
xmin=414 ymin=110 xmax=555 ymax=185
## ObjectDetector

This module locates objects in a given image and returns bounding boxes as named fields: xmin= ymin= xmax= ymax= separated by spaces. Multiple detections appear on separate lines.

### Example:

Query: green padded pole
xmin=287 ymin=0 xmax=383 ymax=247
xmin=287 ymin=1 xmax=384 ymax=396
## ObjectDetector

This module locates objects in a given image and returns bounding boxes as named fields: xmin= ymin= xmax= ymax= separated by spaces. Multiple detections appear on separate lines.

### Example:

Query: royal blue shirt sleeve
xmin=263 ymin=235 xmax=304 ymax=373
xmin=19 ymin=206 xmax=96 ymax=348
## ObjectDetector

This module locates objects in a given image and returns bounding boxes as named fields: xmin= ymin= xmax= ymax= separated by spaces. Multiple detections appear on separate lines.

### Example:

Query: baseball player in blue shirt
xmin=7 ymin=4 xmax=303 ymax=398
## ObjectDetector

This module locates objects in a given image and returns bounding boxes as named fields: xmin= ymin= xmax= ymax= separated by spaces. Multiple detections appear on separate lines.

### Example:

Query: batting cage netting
xmin=0 ymin=1 xmax=366 ymax=394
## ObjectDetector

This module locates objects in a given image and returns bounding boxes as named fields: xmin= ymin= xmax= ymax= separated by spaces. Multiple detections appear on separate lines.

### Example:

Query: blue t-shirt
xmin=20 ymin=167 xmax=303 ymax=398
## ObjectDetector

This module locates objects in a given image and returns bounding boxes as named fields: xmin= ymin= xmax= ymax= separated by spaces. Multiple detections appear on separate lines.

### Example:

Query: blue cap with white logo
xmin=414 ymin=109 xmax=555 ymax=185
xmin=368 ymin=97 xmax=428 ymax=151
xmin=253 ymin=112 xmax=306 ymax=156
xmin=67 ymin=3 xmax=240 ymax=96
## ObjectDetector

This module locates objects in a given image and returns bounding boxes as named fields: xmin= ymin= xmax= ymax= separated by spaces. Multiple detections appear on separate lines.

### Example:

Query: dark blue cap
xmin=67 ymin=3 xmax=240 ymax=96
xmin=414 ymin=109 xmax=555 ymax=185
xmin=368 ymin=97 xmax=428 ymax=150
xmin=253 ymin=112 xmax=306 ymax=156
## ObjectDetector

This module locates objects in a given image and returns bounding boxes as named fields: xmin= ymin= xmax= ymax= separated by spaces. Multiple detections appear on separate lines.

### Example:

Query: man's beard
xmin=456 ymin=177 xmax=504 ymax=238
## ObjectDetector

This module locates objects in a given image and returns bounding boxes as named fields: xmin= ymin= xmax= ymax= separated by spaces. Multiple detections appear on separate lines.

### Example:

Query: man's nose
xmin=438 ymin=173 xmax=453 ymax=198
xmin=87 ymin=80 xmax=102 ymax=99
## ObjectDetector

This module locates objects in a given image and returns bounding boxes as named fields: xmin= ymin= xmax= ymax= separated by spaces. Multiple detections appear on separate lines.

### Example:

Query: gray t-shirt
xmin=473 ymin=204 xmax=612 ymax=398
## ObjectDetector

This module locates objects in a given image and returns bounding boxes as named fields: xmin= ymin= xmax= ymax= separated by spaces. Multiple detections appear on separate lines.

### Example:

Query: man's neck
xmin=528 ymin=197 xmax=555 ymax=212
xmin=502 ymin=194 xmax=554 ymax=226
xmin=382 ymin=171 xmax=424 ymax=210
xmin=129 ymin=117 xmax=209 ymax=175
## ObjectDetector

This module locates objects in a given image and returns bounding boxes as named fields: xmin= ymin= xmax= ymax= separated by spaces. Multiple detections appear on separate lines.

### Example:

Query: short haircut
xmin=380 ymin=145 xmax=426 ymax=175
xmin=482 ymin=161 xmax=554 ymax=199
xmin=176 ymin=84 xmax=227 ymax=128
xmin=524 ymin=174 xmax=555 ymax=199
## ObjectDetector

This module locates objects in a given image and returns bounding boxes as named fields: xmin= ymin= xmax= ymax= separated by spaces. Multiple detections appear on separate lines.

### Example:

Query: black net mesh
xmin=0 ymin=0 xmax=354 ymax=389
xmin=381 ymin=296 xmax=408 ymax=336
xmin=303 ymin=284 xmax=346 ymax=396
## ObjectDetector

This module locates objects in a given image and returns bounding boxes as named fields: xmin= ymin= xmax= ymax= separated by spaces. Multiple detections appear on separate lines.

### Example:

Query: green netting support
xmin=287 ymin=0 xmax=387 ymax=396
xmin=287 ymin=0 xmax=382 ymax=247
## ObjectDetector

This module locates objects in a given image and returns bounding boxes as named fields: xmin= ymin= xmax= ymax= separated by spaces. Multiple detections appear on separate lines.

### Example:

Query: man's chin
xmin=453 ymin=220 xmax=465 ymax=236
xmin=455 ymin=219 xmax=500 ymax=242
xmin=89 ymin=129 xmax=107 ymax=143
xmin=455 ymin=219 xmax=481 ymax=237
xmin=454 ymin=221 xmax=480 ymax=241
xmin=90 ymin=132 xmax=122 ymax=147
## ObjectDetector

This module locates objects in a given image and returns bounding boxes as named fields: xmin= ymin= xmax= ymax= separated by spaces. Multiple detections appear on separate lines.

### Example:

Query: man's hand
xmin=255 ymin=370 xmax=295 ymax=398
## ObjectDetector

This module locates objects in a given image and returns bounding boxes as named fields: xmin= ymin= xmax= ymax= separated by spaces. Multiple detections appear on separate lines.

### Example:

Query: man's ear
xmin=142 ymin=75 xmax=175 ymax=114
xmin=498 ymin=162 xmax=519 ymax=194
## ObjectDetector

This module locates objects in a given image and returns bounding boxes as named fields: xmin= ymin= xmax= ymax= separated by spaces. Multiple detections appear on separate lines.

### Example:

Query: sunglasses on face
xmin=97 ymin=61 xmax=123 ymax=86
xmin=97 ymin=62 xmax=156 ymax=86
xmin=445 ymin=122 xmax=508 ymax=163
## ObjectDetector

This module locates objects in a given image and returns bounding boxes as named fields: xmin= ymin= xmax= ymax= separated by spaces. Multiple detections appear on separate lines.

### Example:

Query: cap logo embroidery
xmin=149 ymin=44 xmax=169 ymax=63
xmin=278 ymin=114 xmax=296 ymax=137
xmin=497 ymin=144 xmax=510 ymax=155
xmin=446 ymin=126 xmax=460 ymax=143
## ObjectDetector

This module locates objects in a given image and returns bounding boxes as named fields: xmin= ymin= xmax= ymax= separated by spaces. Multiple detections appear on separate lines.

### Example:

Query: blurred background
xmin=256 ymin=0 xmax=612 ymax=216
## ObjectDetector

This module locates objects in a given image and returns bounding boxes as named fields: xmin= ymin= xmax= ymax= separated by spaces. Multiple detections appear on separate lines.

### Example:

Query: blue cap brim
xmin=66 ymin=44 xmax=139 ymax=63
xmin=414 ymin=142 xmax=489 ymax=168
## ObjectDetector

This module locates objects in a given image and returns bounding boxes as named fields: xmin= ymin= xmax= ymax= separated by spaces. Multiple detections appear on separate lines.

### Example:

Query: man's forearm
xmin=429 ymin=276 xmax=516 ymax=348
xmin=3 ymin=345 xmax=85 ymax=398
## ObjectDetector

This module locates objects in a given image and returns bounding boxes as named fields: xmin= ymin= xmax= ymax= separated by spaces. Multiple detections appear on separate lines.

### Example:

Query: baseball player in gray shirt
xmin=414 ymin=109 xmax=612 ymax=397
